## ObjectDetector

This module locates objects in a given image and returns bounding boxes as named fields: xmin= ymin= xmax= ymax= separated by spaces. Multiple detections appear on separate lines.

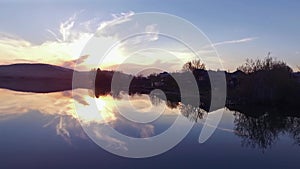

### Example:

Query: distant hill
xmin=0 ymin=63 xmax=94 ymax=93
xmin=0 ymin=63 xmax=77 ymax=93
xmin=0 ymin=63 xmax=74 ymax=79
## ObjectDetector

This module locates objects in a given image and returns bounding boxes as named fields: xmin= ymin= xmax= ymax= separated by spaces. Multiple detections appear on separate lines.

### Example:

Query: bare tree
xmin=182 ymin=59 xmax=206 ymax=71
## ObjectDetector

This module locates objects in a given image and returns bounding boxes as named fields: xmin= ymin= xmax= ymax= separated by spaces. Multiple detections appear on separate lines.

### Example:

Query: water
xmin=0 ymin=89 xmax=300 ymax=169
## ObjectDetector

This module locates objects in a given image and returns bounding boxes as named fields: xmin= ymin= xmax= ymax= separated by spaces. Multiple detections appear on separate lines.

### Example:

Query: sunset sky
xmin=0 ymin=0 xmax=299 ymax=72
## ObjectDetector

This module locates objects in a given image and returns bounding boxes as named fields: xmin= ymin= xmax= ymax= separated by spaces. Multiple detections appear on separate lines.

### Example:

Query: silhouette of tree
xmin=237 ymin=55 xmax=292 ymax=74
xmin=236 ymin=56 xmax=298 ymax=105
xmin=182 ymin=59 xmax=206 ymax=71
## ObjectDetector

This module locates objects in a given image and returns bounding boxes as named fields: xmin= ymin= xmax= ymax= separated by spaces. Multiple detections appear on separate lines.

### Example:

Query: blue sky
xmin=0 ymin=0 xmax=299 ymax=70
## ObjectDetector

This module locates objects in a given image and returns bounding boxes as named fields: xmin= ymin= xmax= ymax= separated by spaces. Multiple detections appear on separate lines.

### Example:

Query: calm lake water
xmin=1 ymin=88 xmax=300 ymax=169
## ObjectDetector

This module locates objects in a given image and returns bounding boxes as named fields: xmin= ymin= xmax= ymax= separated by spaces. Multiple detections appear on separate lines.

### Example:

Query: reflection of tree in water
xmin=149 ymin=94 xmax=206 ymax=122
xmin=180 ymin=104 xmax=206 ymax=122
xmin=164 ymin=97 xmax=300 ymax=151
xmin=234 ymin=111 xmax=300 ymax=151
xmin=98 ymin=89 xmax=300 ymax=151
xmin=285 ymin=117 xmax=300 ymax=146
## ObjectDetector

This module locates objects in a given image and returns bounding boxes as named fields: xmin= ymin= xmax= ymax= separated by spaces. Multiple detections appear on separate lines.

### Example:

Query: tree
xmin=236 ymin=56 xmax=298 ymax=105
xmin=237 ymin=56 xmax=292 ymax=74
xmin=182 ymin=59 xmax=206 ymax=71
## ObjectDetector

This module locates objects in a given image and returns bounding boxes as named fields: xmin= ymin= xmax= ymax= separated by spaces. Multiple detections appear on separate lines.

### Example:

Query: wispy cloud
xmin=0 ymin=11 xmax=163 ymax=71
xmin=212 ymin=37 xmax=258 ymax=47
xmin=0 ymin=14 xmax=93 ymax=67
xmin=0 ymin=12 xmax=121 ymax=69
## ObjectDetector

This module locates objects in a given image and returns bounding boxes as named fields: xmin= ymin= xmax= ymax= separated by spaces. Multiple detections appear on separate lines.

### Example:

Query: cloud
xmin=96 ymin=11 xmax=135 ymax=38
xmin=0 ymin=23 xmax=92 ymax=67
xmin=61 ymin=55 xmax=89 ymax=69
xmin=108 ymin=59 xmax=180 ymax=75
xmin=0 ymin=11 xmax=163 ymax=71
xmin=93 ymin=11 xmax=161 ymax=59
xmin=0 ymin=11 xmax=116 ymax=68
xmin=52 ymin=10 xmax=86 ymax=42
xmin=60 ymin=14 xmax=77 ymax=42
xmin=212 ymin=37 xmax=258 ymax=47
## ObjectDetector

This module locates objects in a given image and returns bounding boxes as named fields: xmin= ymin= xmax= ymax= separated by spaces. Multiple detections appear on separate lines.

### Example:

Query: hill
xmin=0 ymin=63 xmax=74 ymax=79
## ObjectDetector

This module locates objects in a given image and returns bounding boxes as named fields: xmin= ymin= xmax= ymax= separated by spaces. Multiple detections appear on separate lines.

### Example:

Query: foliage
xmin=235 ymin=56 xmax=299 ymax=105
xmin=237 ymin=56 xmax=292 ymax=74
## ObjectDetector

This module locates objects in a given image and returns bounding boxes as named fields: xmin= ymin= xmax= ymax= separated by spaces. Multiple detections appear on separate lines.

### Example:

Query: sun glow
xmin=74 ymin=94 xmax=117 ymax=124
xmin=0 ymin=13 xmax=129 ymax=71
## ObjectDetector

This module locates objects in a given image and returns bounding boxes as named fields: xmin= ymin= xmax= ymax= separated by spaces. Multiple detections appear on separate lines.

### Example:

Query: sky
xmin=0 ymin=0 xmax=299 ymax=72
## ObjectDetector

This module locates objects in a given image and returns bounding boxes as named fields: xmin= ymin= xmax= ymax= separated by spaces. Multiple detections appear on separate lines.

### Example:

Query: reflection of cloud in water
xmin=0 ymin=89 xmax=77 ymax=119
xmin=0 ymin=88 xmax=180 ymax=148
xmin=93 ymin=127 xmax=128 ymax=151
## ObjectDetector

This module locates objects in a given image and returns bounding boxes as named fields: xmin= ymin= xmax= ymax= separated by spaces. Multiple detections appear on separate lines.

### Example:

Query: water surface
xmin=1 ymin=89 xmax=300 ymax=169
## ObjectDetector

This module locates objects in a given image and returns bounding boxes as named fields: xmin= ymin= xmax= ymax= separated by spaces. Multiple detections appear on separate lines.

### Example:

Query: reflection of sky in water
xmin=1 ymin=89 xmax=300 ymax=168
xmin=0 ymin=88 xmax=182 ymax=144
